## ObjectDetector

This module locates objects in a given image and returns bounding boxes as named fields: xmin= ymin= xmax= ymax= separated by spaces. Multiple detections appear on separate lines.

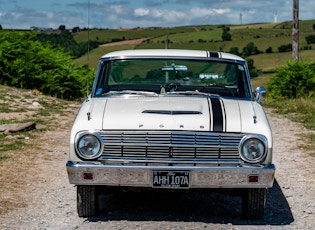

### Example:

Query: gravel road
xmin=0 ymin=108 xmax=314 ymax=230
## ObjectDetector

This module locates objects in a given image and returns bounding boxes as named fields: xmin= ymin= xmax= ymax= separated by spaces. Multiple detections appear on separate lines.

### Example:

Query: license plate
xmin=152 ymin=171 xmax=189 ymax=188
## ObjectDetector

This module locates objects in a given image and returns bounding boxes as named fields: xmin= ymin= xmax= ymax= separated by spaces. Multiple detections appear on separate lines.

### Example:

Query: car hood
xmin=72 ymin=95 xmax=271 ymax=137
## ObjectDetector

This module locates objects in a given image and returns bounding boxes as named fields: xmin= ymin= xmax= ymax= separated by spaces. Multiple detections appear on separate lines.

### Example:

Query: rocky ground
xmin=0 ymin=86 xmax=314 ymax=229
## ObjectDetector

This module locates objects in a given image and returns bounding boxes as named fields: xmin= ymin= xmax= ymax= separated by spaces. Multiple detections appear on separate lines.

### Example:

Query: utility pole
xmin=292 ymin=0 xmax=299 ymax=61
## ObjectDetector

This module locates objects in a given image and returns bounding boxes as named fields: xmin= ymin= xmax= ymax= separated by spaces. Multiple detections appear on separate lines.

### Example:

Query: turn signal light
xmin=83 ymin=172 xmax=93 ymax=180
xmin=248 ymin=175 xmax=259 ymax=183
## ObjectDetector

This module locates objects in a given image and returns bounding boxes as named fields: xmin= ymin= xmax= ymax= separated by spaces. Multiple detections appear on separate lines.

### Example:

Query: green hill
xmin=74 ymin=20 xmax=315 ymax=73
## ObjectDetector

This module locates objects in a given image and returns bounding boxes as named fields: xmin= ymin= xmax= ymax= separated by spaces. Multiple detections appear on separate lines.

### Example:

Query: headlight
xmin=75 ymin=132 xmax=103 ymax=160
xmin=239 ymin=136 xmax=267 ymax=163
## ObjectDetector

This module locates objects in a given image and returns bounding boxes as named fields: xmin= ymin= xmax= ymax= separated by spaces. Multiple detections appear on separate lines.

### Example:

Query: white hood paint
xmin=71 ymin=96 xmax=272 ymax=145
xmin=223 ymin=98 xmax=272 ymax=141
xmin=102 ymin=96 xmax=211 ymax=131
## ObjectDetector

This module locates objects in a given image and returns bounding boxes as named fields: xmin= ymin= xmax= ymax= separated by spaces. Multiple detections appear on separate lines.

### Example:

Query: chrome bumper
xmin=66 ymin=161 xmax=275 ymax=188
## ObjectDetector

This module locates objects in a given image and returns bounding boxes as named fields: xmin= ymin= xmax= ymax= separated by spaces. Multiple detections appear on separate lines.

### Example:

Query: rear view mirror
xmin=162 ymin=64 xmax=188 ymax=71
xmin=255 ymin=86 xmax=266 ymax=103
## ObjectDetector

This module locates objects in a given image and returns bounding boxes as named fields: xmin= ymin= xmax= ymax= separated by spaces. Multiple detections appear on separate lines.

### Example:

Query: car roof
xmin=101 ymin=49 xmax=245 ymax=62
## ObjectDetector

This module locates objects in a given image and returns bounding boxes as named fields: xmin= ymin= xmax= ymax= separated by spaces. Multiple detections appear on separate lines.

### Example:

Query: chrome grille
xmin=99 ymin=131 xmax=244 ymax=165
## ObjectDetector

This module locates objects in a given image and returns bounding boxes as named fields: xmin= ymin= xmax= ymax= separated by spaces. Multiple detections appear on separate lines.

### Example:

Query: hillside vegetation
xmin=0 ymin=32 xmax=95 ymax=100
xmin=74 ymin=20 xmax=315 ymax=71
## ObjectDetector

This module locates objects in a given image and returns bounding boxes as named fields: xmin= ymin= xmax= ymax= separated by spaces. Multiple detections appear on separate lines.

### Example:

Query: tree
xmin=222 ymin=26 xmax=232 ymax=41
xmin=72 ymin=27 xmax=80 ymax=33
xmin=265 ymin=47 xmax=273 ymax=53
xmin=278 ymin=44 xmax=292 ymax=52
xmin=59 ymin=25 xmax=66 ymax=31
xmin=34 ymin=30 xmax=99 ymax=58
xmin=0 ymin=24 xmax=2 ymax=30
xmin=229 ymin=47 xmax=240 ymax=55
xmin=305 ymin=35 xmax=315 ymax=44
xmin=246 ymin=58 xmax=258 ymax=78
xmin=242 ymin=42 xmax=260 ymax=57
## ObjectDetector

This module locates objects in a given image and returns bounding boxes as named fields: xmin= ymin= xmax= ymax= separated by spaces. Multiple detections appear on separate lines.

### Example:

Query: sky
xmin=0 ymin=0 xmax=314 ymax=30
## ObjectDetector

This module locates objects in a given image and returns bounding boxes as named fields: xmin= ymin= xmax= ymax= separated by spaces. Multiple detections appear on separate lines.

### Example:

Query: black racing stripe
xmin=210 ymin=97 xmax=223 ymax=132
xmin=209 ymin=52 xmax=219 ymax=58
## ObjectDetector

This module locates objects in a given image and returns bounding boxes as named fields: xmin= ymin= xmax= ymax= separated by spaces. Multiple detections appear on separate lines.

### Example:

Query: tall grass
xmin=265 ymin=97 xmax=315 ymax=156
xmin=265 ymin=97 xmax=315 ymax=130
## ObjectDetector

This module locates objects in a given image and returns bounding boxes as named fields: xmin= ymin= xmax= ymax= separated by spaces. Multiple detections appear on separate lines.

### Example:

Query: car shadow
xmin=87 ymin=179 xmax=293 ymax=226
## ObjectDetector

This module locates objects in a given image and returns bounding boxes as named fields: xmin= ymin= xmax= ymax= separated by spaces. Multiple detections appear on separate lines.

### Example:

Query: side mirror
xmin=255 ymin=86 xmax=266 ymax=103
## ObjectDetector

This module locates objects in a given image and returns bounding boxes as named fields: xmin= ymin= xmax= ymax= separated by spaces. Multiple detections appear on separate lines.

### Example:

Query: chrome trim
xmin=66 ymin=161 xmax=275 ymax=188
xmin=75 ymin=131 xmax=104 ymax=160
xmin=239 ymin=135 xmax=268 ymax=163
xmin=99 ymin=130 xmax=244 ymax=161
xmin=255 ymin=86 xmax=267 ymax=104
xmin=99 ymin=156 xmax=243 ymax=165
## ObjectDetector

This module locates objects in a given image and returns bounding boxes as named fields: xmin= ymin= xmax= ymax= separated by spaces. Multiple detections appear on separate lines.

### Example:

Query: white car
xmin=66 ymin=49 xmax=275 ymax=219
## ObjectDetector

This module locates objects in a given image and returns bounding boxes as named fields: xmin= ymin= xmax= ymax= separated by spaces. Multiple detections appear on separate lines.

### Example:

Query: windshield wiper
xmin=199 ymin=83 xmax=235 ymax=96
xmin=104 ymin=90 xmax=158 ymax=96
xmin=165 ymin=91 xmax=217 ymax=97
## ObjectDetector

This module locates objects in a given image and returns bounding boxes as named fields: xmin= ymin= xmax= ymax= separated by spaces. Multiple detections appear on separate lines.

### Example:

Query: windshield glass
xmin=94 ymin=58 xmax=251 ymax=98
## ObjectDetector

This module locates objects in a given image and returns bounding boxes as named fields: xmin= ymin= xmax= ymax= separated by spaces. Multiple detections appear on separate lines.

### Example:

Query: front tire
xmin=242 ymin=188 xmax=266 ymax=220
xmin=77 ymin=185 xmax=98 ymax=217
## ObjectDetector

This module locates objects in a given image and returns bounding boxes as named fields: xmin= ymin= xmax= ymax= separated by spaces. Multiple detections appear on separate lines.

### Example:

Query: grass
xmin=73 ymin=27 xmax=197 ymax=44
xmin=0 ymin=134 xmax=30 ymax=151
xmin=74 ymin=44 xmax=138 ymax=69
xmin=74 ymin=19 xmax=315 ymax=71
xmin=0 ymin=103 xmax=11 ymax=113
xmin=302 ymin=134 xmax=315 ymax=157
xmin=0 ymin=154 xmax=10 ymax=161
xmin=0 ymin=85 xmax=78 ymax=162
xmin=251 ymin=74 xmax=273 ymax=89
xmin=265 ymin=97 xmax=315 ymax=130
xmin=264 ymin=97 xmax=315 ymax=156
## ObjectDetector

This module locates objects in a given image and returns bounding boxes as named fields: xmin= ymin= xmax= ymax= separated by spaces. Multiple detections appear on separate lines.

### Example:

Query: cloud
xmin=131 ymin=6 xmax=232 ymax=28
xmin=0 ymin=0 xmax=314 ymax=29
xmin=134 ymin=8 xmax=150 ymax=17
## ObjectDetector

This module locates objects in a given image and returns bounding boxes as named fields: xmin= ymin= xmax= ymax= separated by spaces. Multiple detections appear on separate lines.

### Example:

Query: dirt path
xmin=0 ymin=107 xmax=314 ymax=229
xmin=100 ymin=38 xmax=149 ymax=47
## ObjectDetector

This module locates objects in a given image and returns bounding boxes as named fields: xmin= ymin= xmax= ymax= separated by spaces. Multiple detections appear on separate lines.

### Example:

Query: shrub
xmin=278 ymin=44 xmax=292 ymax=52
xmin=221 ymin=26 xmax=232 ymax=41
xmin=229 ymin=47 xmax=240 ymax=55
xmin=242 ymin=42 xmax=261 ymax=57
xmin=34 ymin=30 xmax=99 ymax=58
xmin=265 ymin=47 xmax=273 ymax=53
xmin=268 ymin=61 xmax=315 ymax=98
xmin=198 ymin=38 xmax=207 ymax=43
xmin=0 ymin=32 xmax=95 ymax=100
xmin=246 ymin=58 xmax=258 ymax=78
xmin=305 ymin=35 xmax=315 ymax=44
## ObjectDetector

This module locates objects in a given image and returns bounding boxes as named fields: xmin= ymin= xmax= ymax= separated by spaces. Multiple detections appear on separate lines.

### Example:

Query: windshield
xmin=94 ymin=58 xmax=251 ymax=98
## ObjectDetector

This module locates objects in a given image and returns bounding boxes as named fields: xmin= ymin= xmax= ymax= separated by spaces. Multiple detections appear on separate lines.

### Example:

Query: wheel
xmin=77 ymin=185 xmax=98 ymax=217
xmin=242 ymin=188 xmax=266 ymax=220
